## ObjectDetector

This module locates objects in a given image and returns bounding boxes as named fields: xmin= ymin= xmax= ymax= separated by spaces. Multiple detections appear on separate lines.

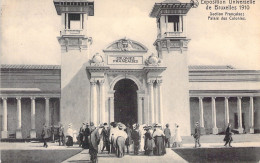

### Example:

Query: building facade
xmin=0 ymin=0 xmax=260 ymax=139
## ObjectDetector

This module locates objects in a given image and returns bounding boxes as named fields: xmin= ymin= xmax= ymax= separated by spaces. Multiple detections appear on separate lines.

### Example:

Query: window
xmin=168 ymin=15 xmax=180 ymax=32
xmin=68 ymin=14 xmax=80 ymax=29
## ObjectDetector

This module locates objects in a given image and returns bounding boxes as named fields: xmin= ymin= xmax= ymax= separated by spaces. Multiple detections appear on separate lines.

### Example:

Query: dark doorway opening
xmin=234 ymin=113 xmax=245 ymax=129
xmin=114 ymin=79 xmax=138 ymax=125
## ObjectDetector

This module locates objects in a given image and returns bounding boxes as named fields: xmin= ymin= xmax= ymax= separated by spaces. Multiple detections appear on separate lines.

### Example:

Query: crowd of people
xmin=41 ymin=121 xmax=234 ymax=162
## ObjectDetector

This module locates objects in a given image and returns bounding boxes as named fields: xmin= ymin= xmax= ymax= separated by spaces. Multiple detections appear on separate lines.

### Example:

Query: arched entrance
xmin=114 ymin=79 xmax=138 ymax=125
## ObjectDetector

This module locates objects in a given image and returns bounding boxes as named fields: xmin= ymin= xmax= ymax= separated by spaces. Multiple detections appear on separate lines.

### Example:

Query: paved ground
xmin=1 ymin=141 xmax=260 ymax=162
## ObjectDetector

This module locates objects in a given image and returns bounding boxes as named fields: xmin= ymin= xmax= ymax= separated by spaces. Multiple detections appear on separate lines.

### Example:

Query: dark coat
xmin=125 ymin=127 xmax=132 ymax=145
xmin=89 ymin=128 xmax=100 ymax=151
xmin=144 ymin=131 xmax=153 ymax=151
xmin=132 ymin=129 xmax=141 ymax=145
xmin=164 ymin=128 xmax=171 ymax=139
xmin=194 ymin=126 xmax=201 ymax=139
xmin=42 ymin=126 xmax=50 ymax=139
xmin=101 ymin=128 xmax=110 ymax=142
xmin=224 ymin=127 xmax=233 ymax=141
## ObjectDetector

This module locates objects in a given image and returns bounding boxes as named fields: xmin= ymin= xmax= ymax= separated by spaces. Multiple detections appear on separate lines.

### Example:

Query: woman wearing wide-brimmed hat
xmin=144 ymin=125 xmax=153 ymax=156
xmin=152 ymin=124 xmax=166 ymax=156
xmin=114 ymin=123 xmax=127 ymax=158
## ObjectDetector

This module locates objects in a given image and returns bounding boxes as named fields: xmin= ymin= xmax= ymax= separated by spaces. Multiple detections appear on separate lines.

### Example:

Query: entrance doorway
xmin=114 ymin=79 xmax=138 ymax=125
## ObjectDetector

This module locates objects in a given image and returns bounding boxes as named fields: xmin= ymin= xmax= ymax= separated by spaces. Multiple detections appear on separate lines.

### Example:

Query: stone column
xmin=154 ymin=84 xmax=158 ymax=123
xmin=30 ymin=97 xmax=36 ymax=138
xmin=99 ymin=80 xmax=105 ymax=124
xmin=157 ymin=80 xmax=163 ymax=125
xmin=199 ymin=97 xmax=205 ymax=134
xmin=138 ymin=96 xmax=143 ymax=124
xmin=211 ymin=97 xmax=218 ymax=134
xmin=16 ymin=97 xmax=22 ymax=138
xmin=224 ymin=97 xmax=230 ymax=127
xmin=45 ymin=97 xmax=50 ymax=126
xmin=237 ymin=97 xmax=244 ymax=133
xmin=65 ymin=13 xmax=68 ymax=29
xmin=1 ymin=97 xmax=8 ymax=138
xmin=109 ymin=97 xmax=114 ymax=123
xmin=91 ymin=81 xmax=98 ymax=126
xmin=148 ymin=80 xmax=155 ymax=124
xmin=249 ymin=96 xmax=254 ymax=133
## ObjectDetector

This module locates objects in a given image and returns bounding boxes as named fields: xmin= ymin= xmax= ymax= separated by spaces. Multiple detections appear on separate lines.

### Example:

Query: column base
xmin=212 ymin=127 xmax=218 ymax=135
xmin=249 ymin=128 xmax=254 ymax=134
xmin=1 ymin=131 xmax=8 ymax=138
xmin=238 ymin=127 xmax=244 ymax=134
xmin=200 ymin=127 xmax=206 ymax=135
xmin=30 ymin=129 xmax=37 ymax=138
xmin=16 ymin=130 xmax=22 ymax=139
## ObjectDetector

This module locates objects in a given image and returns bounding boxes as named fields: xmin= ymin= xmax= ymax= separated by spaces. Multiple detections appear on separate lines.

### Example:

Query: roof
xmin=1 ymin=64 xmax=236 ymax=70
xmin=149 ymin=0 xmax=193 ymax=18
xmin=0 ymin=64 xmax=61 ymax=70
xmin=188 ymin=65 xmax=235 ymax=70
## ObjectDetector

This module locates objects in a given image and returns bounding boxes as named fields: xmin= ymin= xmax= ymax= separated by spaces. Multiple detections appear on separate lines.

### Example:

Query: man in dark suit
xmin=193 ymin=122 xmax=201 ymax=148
xmin=89 ymin=122 xmax=100 ymax=163
xmin=164 ymin=124 xmax=171 ymax=148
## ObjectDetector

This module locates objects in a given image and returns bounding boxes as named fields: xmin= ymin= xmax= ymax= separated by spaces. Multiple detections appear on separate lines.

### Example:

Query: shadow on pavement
xmin=173 ymin=147 xmax=260 ymax=162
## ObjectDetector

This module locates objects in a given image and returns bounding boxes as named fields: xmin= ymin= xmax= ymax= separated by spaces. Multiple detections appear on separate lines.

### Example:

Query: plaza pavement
xmin=1 ymin=141 xmax=260 ymax=162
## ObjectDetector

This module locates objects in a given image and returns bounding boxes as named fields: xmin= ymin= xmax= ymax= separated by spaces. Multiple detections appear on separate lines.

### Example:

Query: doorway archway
xmin=114 ymin=79 xmax=138 ymax=125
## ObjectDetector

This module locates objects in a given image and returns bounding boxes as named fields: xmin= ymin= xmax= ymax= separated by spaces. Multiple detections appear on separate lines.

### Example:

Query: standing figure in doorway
xmin=164 ymin=124 xmax=171 ymax=148
xmin=224 ymin=123 xmax=233 ymax=147
xmin=193 ymin=122 xmax=201 ymax=148
xmin=101 ymin=123 xmax=110 ymax=153
xmin=125 ymin=123 xmax=132 ymax=154
xmin=131 ymin=123 xmax=141 ymax=155
xmin=89 ymin=122 xmax=100 ymax=163
xmin=41 ymin=123 xmax=50 ymax=148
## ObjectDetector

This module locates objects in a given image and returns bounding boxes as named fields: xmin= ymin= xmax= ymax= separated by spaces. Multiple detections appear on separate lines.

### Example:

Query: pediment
xmin=103 ymin=38 xmax=148 ymax=52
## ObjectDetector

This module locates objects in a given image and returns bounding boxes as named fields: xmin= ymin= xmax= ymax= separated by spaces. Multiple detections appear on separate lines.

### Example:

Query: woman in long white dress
xmin=139 ymin=124 xmax=146 ymax=152
xmin=173 ymin=124 xmax=182 ymax=147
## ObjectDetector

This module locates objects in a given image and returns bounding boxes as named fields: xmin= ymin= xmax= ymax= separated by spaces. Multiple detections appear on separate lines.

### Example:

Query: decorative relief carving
xmin=104 ymin=38 xmax=148 ymax=52
xmin=145 ymin=53 xmax=161 ymax=66
xmin=90 ymin=53 xmax=105 ymax=66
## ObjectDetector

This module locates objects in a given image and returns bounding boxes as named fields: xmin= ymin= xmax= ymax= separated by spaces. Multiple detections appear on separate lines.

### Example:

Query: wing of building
xmin=1 ymin=0 xmax=260 ymax=139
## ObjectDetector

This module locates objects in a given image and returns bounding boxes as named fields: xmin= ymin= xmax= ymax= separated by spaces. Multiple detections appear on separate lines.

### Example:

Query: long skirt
xmin=154 ymin=136 xmax=166 ymax=156
xmin=66 ymin=136 xmax=73 ymax=146
xmin=82 ymin=136 xmax=89 ymax=149
xmin=116 ymin=136 xmax=126 ymax=158
xmin=111 ymin=136 xmax=116 ymax=154
xmin=89 ymin=147 xmax=98 ymax=163
xmin=144 ymin=139 xmax=153 ymax=156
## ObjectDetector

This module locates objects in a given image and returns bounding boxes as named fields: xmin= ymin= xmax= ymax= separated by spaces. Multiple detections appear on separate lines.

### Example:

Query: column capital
xmin=225 ymin=96 xmax=230 ymax=99
xmin=30 ymin=97 xmax=36 ymax=100
xmin=2 ymin=97 xmax=7 ymax=100
xmin=99 ymin=79 xmax=105 ymax=85
xmin=147 ymin=79 xmax=155 ymax=85
xmin=44 ymin=97 xmax=50 ymax=100
xmin=156 ymin=79 xmax=163 ymax=85
xmin=16 ymin=97 xmax=21 ymax=100
xmin=237 ymin=96 xmax=243 ymax=100
xmin=198 ymin=97 xmax=204 ymax=100
xmin=211 ymin=97 xmax=216 ymax=100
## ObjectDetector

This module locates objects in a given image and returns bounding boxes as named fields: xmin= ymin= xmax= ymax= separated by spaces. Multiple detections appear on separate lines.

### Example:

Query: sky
xmin=0 ymin=0 xmax=260 ymax=69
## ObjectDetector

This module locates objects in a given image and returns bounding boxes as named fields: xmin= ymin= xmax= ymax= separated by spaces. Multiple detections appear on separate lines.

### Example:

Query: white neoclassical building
xmin=0 ymin=0 xmax=260 ymax=139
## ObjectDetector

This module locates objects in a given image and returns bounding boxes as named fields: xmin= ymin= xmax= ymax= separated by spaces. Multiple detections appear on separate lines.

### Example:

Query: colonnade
xmin=197 ymin=96 xmax=255 ymax=134
xmin=1 ymin=97 xmax=59 ymax=139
